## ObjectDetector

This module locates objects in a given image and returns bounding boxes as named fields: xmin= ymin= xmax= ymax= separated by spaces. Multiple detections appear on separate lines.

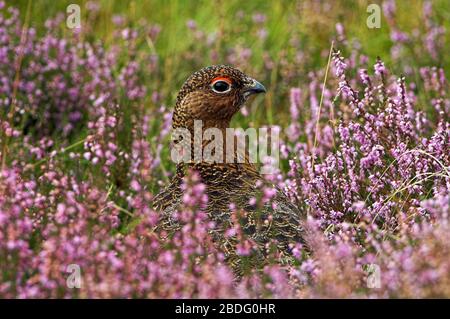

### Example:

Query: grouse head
xmin=172 ymin=65 xmax=266 ymax=131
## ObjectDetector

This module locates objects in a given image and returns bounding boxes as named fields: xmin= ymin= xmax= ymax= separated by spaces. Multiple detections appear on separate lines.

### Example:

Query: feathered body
xmin=153 ymin=65 xmax=308 ymax=274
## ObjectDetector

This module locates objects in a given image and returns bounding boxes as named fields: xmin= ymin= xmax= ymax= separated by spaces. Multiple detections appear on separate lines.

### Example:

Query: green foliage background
xmin=10 ymin=0 xmax=450 ymax=177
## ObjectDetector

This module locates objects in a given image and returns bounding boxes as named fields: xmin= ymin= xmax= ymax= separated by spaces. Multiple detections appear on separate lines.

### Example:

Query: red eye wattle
xmin=211 ymin=77 xmax=232 ymax=85
xmin=211 ymin=77 xmax=232 ymax=93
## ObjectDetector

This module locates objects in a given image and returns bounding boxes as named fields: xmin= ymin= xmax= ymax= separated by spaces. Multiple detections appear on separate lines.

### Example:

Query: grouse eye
xmin=211 ymin=78 xmax=232 ymax=94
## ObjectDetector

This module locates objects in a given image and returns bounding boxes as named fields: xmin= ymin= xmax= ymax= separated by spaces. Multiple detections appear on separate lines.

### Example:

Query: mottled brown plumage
xmin=153 ymin=65 xmax=308 ymax=274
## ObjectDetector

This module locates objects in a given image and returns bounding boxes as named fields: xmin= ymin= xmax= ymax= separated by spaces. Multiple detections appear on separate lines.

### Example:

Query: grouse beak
xmin=243 ymin=79 xmax=267 ymax=98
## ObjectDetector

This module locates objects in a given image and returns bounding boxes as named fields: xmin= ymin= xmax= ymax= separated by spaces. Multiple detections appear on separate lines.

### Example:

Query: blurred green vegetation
xmin=13 ymin=1 xmax=449 ymax=59
xmin=9 ymin=0 xmax=449 ymax=177
xmin=12 ymin=0 xmax=450 ymax=117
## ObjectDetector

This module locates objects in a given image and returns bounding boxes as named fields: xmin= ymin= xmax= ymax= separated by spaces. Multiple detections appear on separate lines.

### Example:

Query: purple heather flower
xmin=374 ymin=58 xmax=386 ymax=76
xmin=252 ymin=13 xmax=266 ymax=24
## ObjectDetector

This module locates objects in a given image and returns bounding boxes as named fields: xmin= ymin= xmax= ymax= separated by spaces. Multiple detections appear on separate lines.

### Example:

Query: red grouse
xmin=153 ymin=65 xmax=308 ymax=274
